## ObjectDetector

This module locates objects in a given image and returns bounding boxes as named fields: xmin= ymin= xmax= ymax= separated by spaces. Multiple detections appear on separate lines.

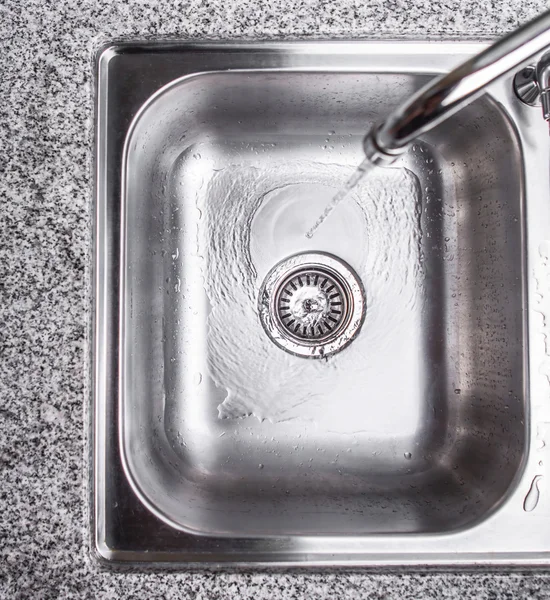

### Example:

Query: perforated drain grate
xmin=258 ymin=252 xmax=366 ymax=358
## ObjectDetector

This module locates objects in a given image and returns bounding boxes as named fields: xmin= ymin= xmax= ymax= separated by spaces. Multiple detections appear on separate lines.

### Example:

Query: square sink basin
xmin=94 ymin=42 xmax=550 ymax=566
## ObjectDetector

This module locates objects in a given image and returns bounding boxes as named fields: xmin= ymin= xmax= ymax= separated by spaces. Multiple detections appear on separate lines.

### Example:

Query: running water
xmin=305 ymin=158 xmax=375 ymax=239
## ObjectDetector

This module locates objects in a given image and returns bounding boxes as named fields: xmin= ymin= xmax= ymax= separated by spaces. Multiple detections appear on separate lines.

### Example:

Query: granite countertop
xmin=3 ymin=0 xmax=550 ymax=597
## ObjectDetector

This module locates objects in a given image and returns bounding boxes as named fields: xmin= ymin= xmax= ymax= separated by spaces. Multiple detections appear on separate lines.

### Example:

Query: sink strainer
xmin=258 ymin=252 xmax=366 ymax=358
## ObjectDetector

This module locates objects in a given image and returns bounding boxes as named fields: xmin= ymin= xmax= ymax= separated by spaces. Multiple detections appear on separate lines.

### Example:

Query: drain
xmin=258 ymin=252 xmax=365 ymax=358
xmin=275 ymin=268 xmax=347 ymax=342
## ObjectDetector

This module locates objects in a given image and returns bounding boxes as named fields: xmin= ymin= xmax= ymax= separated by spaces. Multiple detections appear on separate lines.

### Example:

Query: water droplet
xmin=404 ymin=452 xmax=412 ymax=460
xmin=258 ymin=463 xmax=264 ymax=469
xmin=193 ymin=372 xmax=202 ymax=386
xmin=454 ymin=388 xmax=461 ymax=395
xmin=523 ymin=475 xmax=543 ymax=512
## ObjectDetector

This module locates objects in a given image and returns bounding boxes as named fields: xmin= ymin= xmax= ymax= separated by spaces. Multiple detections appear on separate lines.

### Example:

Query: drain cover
xmin=258 ymin=252 xmax=366 ymax=358
xmin=275 ymin=268 xmax=348 ymax=342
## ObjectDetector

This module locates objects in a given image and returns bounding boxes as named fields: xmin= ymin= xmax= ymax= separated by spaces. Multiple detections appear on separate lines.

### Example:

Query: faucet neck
xmin=365 ymin=9 xmax=550 ymax=158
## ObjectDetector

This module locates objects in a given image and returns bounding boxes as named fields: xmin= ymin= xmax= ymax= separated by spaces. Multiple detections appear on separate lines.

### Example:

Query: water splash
xmin=192 ymin=160 xmax=422 ymax=422
xmin=305 ymin=158 xmax=375 ymax=239
xmin=523 ymin=475 xmax=543 ymax=512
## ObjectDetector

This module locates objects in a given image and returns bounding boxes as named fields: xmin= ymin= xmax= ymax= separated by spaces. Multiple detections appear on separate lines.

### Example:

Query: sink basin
xmin=122 ymin=65 xmax=525 ymax=537
xmin=94 ymin=42 xmax=550 ymax=566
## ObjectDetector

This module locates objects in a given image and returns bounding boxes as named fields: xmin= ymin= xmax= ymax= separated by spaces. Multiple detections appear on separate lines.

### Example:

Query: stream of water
xmin=305 ymin=158 xmax=376 ymax=239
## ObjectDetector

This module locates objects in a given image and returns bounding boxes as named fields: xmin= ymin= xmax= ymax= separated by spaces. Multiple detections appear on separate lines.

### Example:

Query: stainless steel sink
xmin=94 ymin=42 xmax=550 ymax=566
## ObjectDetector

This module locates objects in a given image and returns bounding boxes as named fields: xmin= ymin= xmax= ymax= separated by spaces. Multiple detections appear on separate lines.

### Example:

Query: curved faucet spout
xmin=364 ymin=10 xmax=550 ymax=165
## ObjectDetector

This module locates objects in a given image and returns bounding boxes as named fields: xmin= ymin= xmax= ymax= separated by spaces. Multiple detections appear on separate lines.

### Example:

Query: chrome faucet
xmin=514 ymin=51 xmax=550 ymax=119
xmin=363 ymin=10 xmax=550 ymax=167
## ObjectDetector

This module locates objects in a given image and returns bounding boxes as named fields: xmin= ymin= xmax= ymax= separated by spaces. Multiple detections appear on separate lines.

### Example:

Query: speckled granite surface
xmin=3 ymin=0 xmax=550 ymax=597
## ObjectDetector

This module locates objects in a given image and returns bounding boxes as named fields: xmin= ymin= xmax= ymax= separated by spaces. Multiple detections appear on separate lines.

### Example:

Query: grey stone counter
xmin=2 ymin=0 xmax=550 ymax=597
